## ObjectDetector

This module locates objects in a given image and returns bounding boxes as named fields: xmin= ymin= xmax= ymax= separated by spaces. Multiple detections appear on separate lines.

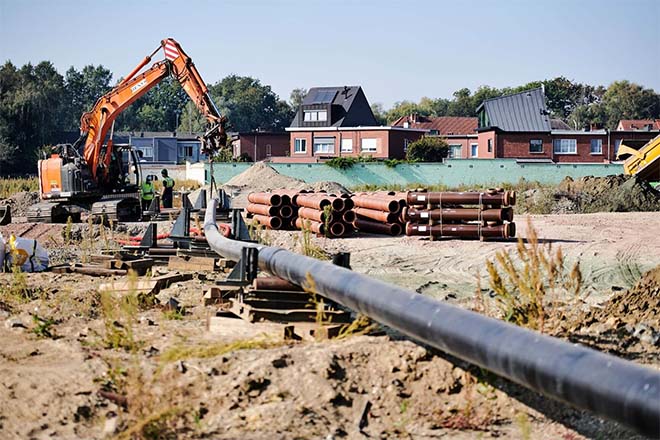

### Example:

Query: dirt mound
xmin=519 ymin=175 xmax=660 ymax=214
xmin=226 ymin=162 xmax=305 ymax=189
xmin=558 ymin=175 xmax=660 ymax=213
xmin=570 ymin=266 xmax=660 ymax=361
xmin=223 ymin=162 xmax=349 ymax=207
xmin=0 ymin=191 xmax=40 ymax=216
xmin=590 ymin=266 xmax=660 ymax=326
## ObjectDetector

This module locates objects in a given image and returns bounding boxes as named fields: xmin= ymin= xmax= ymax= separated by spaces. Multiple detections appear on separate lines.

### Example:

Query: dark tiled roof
xmin=391 ymin=115 xmax=477 ymax=135
xmin=618 ymin=119 xmax=660 ymax=131
xmin=477 ymin=87 xmax=551 ymax=132
xmin=289 ymin=86 xmax=378 ymax=127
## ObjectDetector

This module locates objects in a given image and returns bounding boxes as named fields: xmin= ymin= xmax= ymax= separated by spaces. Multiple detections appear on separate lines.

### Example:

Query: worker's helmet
xmin=146 ymin=175 xmax=153 ymax=183
xmin=161 ymin=169 xmax=168 ymax=177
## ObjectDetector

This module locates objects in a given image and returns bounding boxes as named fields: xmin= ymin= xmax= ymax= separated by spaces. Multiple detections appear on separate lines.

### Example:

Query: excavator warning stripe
xmin=164 ymin=42 xmax=180 ymax=61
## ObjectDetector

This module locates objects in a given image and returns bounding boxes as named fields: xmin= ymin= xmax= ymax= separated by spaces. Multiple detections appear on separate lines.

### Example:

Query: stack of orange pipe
xmin=294 ymin=192 xmax=355 ymax=237
xmin=402 ymin=189 xmax=516 ymax=240
xmin=351 ymin=191 xmax=405 ymax=236
xmin=246 ymin=191 xmax=297 ymax=230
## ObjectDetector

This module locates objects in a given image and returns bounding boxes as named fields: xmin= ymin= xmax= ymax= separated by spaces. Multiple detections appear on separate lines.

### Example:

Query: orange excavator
xmin=28 ymin=38 xmax=227 ymax=222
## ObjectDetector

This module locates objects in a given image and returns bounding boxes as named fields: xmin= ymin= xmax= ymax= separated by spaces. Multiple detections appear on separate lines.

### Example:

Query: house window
xmin=266 ymin=144 xmax=272 ymax=157
xmin=429 ymin=130 xmax=439 ymax=135
xmin=470 ymin=143 xmax=478 ymax=158
xmin=184 ymin=146 xmax=194 ymax=157
xmin=303 ymin=110 xmax=328 ymax=122
xmin=614 ymin=139 xmax=622 ymax=156
xmin=361 ymin=138 xmax=378 ymax=153
xmin=404 ymin=139 xmax=411 ymax=153
xmin=294 ymin=138 xmax=306 ymax=154
xmin=487 ymin=139 xmax=492 ymax=153
xmin=529 ymin=139 xmax=543 ymax=153
xmin=448 ymin=144 xmax=462 ymax=159
xmin=138 ymin=146 xmax=153 ymax=159
xmin=553 ymin=139 xmax=577 ymax=154
xmin=341 ymin=139 xmax=353 ymax=153
xmin=590 ymin=139 xmax=602 ymax=155
xmin=313 ymin=137 xmax=335 ymax=154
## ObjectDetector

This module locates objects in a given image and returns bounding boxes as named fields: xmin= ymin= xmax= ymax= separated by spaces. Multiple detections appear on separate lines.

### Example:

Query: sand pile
xmin=0 ymin=191 xmax=40 ymax=216
xmin=226 ymin=162 xmax=305 ymax=189
xmin=223 ymin=162 xmax=349 ymax=207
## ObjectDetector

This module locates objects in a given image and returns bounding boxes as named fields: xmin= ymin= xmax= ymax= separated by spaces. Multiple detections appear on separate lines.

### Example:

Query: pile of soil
xmin=226 ymin=162 xmax=305 ymax=189
xmin=570 ymin=266 xmax=660 ymax=362
xmin=223 ymin=162 xmax=349 ymax=207
xmin=0 ymin=191 xmax=40 ymax=216
xmin=519 ymin=175 xmax=660 ymax=214
xmin=588 ymin=266 xmax=660 ymax=326
xmin=558 ymin=175 xmax=660 ymax=213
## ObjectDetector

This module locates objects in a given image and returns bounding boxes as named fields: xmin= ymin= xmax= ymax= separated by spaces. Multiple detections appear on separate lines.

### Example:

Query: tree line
xmin=1 ymin=58 xmax=658 ymax=174
xmin=374 ymin=77 xmax=660 ymax=130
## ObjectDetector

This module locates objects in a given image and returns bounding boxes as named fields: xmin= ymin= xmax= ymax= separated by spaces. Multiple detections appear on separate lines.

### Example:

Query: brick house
xmin=231 ymin=132 xmax=290 ymax=161
xmin=278 ymin=86 xmax=425 ymax=162
xmin=475 ymin=88 xmax=659 ymax=162
xmin=616 ymin=119 xmax=660 ymax=131
xmin=391 ymin=115 xmax=478 ymax=158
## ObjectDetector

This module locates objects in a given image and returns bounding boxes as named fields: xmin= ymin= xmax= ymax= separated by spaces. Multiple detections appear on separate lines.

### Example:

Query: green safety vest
xmin=163 ymin=177 xmax=175 ymax=188
xmin=141 ymin=182 xmax=154 ymax=200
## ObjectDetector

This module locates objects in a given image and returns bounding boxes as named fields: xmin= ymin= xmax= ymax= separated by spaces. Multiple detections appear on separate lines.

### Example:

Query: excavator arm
xmin=80 ymin=38 xmax=227 ymax=183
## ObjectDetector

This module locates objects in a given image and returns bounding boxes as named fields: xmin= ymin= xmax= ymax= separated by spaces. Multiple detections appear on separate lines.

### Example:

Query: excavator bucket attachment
xmin=0 ymin=206 xmax=11 ymax=225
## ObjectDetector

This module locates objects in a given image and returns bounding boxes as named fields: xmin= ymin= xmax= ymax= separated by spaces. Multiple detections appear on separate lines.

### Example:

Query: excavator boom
xmin=81 ymin=38 xmax=226 ymax=182
xmin=32 ymin=38 xmax=227 ymax=223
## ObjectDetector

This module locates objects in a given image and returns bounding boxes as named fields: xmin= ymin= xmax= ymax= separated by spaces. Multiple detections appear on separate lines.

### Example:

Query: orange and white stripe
xmin=163 ymin=40 xmax=180 ymax=61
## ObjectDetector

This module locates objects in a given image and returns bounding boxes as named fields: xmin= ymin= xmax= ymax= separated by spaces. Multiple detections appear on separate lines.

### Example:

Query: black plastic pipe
xmin=204 ymin=199 xmax=660 ymax=436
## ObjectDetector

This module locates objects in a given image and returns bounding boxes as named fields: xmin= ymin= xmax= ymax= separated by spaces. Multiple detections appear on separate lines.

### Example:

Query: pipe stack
xmin=294 ymin=192 xmax=355 ymax=237
xmin=403 ymin=189 xmax=516 ymax=240
xmin=246 ymin=191 xmax=297 ymax=230
xmin=351 ymin=191 xmax=406 ymax=236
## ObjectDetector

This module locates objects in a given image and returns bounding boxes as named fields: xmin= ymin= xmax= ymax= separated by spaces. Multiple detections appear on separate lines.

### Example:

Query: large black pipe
xmin=204 ymin=199 xmax=659 ymax=436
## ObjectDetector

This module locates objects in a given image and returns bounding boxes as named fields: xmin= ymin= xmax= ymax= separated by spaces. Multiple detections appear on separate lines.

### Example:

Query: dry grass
xmin=160 ymin=337 xmax=286 ymax=363
xmin=99 ymin=272 xmax=141 ymax=351
xmin=0 ymin=177 xmax=39 ymax=198
xmin=485 ymin=218 xmax=584 ymax=333
xmin=295 ymin=221 xmax=330 ymax=260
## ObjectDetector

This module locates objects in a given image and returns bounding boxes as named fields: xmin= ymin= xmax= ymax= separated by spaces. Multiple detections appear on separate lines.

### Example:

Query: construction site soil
xmin=0 ymin=168 xmax=659 ymax=439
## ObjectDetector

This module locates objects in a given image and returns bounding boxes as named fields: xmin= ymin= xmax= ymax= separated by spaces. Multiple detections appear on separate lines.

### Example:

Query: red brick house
xmin=391 ymin=115 xmax=478 ymax=158
xmin=475 ymin=88 xmax=659 ymax=162
xmin=231 ymin=132 xmax=289 ymax=161
xmin=277 ymin=86 xmax=425 ymax=162
xmin=616 ymin=119 xmax=660 ymax=131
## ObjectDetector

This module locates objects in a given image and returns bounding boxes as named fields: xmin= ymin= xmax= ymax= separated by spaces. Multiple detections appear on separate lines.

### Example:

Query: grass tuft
xmin=485 ymin=218 xmax=584 ymax=333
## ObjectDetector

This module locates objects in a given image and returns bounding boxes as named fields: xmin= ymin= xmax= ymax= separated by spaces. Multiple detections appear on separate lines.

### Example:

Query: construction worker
xmin=161 ymin=169 xmax=175 ymax=208
xmin=141 ymin=175 xmax=155 ymax=208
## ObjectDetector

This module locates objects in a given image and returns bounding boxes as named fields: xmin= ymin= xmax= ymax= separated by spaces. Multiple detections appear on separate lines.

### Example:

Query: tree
xmin=63 ymin=65 xmax=113 ymax=130
xmin=370 ymin=103 xmax=387 ymax=125
xmin=289 ymin=88 xmax=307 ymax=108
xmin=179 ymin=75 xmax=294 ymax=133
xmin=601 ymin=80 xmax=660 ymax=129
xmin=385 ymin=100 xmax=425 ymax=124
xmin=406 ymin=137 xmax=448 ymax=162
xmin=0 ymin=61 xmax=65 ymax=173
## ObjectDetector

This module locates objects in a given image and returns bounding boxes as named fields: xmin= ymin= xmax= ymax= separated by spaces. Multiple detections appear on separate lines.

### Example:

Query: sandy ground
xmin=268 ymin=212 xmax=660 ymax=304
xmin=0 ymin=212 xmax=658 ymax=439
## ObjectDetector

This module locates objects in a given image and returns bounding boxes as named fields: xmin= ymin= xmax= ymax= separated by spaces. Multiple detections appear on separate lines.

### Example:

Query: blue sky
xmin=1 ymin=0 xmax=658 ymax=108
